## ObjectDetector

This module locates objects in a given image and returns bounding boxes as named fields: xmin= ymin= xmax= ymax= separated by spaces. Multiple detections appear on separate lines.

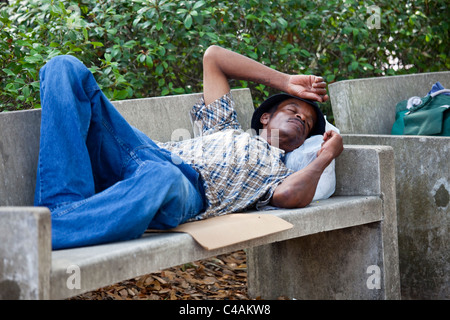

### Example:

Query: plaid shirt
xmin=157 ymin=92 xmax=293 ymax=220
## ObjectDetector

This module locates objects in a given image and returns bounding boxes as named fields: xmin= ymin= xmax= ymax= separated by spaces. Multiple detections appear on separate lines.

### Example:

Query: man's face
xmin=260 ymin=98 xmax=317 ymax=152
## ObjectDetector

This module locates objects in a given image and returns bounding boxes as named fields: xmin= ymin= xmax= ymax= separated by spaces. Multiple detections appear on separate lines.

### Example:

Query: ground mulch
xmin=70 ymin=250 xmax=260 ymax=300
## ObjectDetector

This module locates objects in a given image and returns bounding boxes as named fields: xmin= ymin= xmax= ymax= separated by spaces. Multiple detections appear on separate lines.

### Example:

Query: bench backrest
xmin=0 ymin=88 xmax=254 ymax=206
xmin=329 ymin=71 xmax=450 ymax=134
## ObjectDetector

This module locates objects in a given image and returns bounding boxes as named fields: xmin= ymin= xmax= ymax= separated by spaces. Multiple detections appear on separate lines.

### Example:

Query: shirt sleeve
xmin=190 ymin=91 xmax=241 ymax=137
xmin=254 ymin=178 xmax=285 ymax=210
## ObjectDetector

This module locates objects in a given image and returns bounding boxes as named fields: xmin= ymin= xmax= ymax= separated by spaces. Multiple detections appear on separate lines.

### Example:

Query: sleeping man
xmin=35 ymin=45 xmax=343 ymax=249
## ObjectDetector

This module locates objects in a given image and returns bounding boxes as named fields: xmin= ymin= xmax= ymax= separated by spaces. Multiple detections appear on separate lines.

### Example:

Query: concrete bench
xmin=0 ymin=88 xmax=400 ymax=300
xmin=329 ymin=72 xmax=450 ymax=300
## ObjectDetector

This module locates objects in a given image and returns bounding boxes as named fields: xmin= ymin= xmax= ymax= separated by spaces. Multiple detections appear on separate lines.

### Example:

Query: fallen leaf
xmin=203 ymin=276 xmax=216 ymax=285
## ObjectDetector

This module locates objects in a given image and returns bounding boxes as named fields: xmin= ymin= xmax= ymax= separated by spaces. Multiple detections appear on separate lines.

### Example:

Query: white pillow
xmin=284 ymin=118 xmax=340 ymax=201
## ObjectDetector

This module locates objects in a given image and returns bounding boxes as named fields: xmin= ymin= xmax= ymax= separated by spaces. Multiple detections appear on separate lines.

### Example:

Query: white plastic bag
xmin=284 ymin=118 xmax=339 ymax=201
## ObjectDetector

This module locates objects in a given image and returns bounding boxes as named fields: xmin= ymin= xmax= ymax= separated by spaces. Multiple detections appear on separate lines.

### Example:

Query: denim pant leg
xmin=50 ymin=159 xmax=205 ymax=249
xmin=36 ymin=55 xmax=205 ymax=249
xmin=36 ymin=55 xmax=100 ymax=208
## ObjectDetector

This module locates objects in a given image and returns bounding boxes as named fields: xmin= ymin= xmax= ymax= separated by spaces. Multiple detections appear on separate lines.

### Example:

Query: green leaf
xmin=362 ymin=63 xmax=374 ymax=70
xmin=83 ymin=28 xmax=88 ymax=42
xmin=30 ymin=81 xmax=40 ymax=89
xmin=155 ymin=64 xmax=164 ymax=75
xmin=24 ymin=54 xmax=43 ymax=63
xmin=245 ymin=14 xmax=258 ymax=21
xmin=146 ymin=55 xmax=153 ymax=68
xmin=133 ymin=16 xmax=142 ymax=27
xmin=173 ymin=87 xmax=185 ymax=94
xmin=193 ymin=1 xmax=205 ymax=10
xmin=107 ymin=28 xmax=118 ymax=36
xmin=115 ymin=89 xmax=129 ymax=100
xmin=342 ymin=26 xmax=352 ymax=35
xmin=22 ymin=85 xmax=30 ymax=98
xmin=184 ymin=14 xmax=193 ymax=29
xmin=126 ymin=86 xmax=133 ymax=97
xmin=300 ymin=49 xmax=311 ymax=57
xmin=90 ymin=42 xmax=104 ymax=48
xmin=350 ymin=61 xmax=359 ymax=71
xmin=16 ymin=40 xmax=31 ymax=47
xmin=2 ymin=68 xmax=15 ymax=76
xmin=247 ymin=51 xmax=258 ymax=59
xmin=177 ymin=8 xmax=189 ymax=15
xmin=277 ymin=17 xmax=288 ymax=28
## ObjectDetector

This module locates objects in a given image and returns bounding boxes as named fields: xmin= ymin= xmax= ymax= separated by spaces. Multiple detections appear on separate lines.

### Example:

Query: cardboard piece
xmin=167 ymin=213 xmax=293 ymax=250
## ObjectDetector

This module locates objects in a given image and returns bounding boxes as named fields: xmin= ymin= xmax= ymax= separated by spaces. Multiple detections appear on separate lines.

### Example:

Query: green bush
xmin=1 ymin=0 xmax=449 ymax=119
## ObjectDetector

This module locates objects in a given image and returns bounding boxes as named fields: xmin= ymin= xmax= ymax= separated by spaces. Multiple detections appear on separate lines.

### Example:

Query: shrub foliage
xmin=1 ymin=0 xmax=449 ymax=116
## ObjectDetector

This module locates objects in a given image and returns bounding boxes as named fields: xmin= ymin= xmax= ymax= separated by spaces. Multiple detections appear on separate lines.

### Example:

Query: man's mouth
xmin=288 ymin=118 xmax=305 ymax=131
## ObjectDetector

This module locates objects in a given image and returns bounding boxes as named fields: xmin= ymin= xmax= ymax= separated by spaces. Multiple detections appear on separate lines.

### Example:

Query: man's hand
xmin=270 ymin=129 xmax=343 ymax=209
xmin=286 ymin=75 xmax=329 ymax=103
xmin=317 ymin=130 xmax=343 ymax=159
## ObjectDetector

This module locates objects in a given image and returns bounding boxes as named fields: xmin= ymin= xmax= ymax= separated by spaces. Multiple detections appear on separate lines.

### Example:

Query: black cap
xmin=251 ymin=93 xmax=326 ymax=138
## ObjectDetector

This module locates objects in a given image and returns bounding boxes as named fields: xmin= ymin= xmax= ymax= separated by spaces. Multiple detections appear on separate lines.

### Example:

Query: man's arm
xmin=202 ymin=45 xmax=342 ymax=209
xmin=270 ymin=130 xmax=343 ymax=208
xmin=202 ymin=45 xmax=328 ymax=105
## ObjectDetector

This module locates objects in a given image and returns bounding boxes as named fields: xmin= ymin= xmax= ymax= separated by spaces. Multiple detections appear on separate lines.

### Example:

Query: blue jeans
xmin=35 ymin=55 xmax=206 ymax=250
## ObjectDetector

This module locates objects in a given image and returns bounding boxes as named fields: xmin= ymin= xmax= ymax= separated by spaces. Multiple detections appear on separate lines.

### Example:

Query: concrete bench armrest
xmin=335 ymin=145 xmax=395 ymax=198
xmin=0 ymin=207 xmax=51 ymax=299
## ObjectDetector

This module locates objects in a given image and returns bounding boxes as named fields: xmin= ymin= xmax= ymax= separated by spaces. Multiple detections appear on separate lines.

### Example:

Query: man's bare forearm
xmin=202 ymin=45 xmax=290 ymax=104
xmin=209 ymin=46 xmax=288 ymax=88
xmin=202 ymin=45 xmax=328 ymax=105
xmin=271 ymin=130 xmax=343 ymax=208
xmin=270 ymin=151 xmax=334 ymax=208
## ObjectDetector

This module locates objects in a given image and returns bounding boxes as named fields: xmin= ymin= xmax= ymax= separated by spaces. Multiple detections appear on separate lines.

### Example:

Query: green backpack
xmin=391 ymin=89 xmax=450 ymax=136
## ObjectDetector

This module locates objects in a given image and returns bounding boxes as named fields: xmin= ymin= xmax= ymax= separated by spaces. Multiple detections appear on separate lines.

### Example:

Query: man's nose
xmin=295 ymin=113 xmax=305 ymax=121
